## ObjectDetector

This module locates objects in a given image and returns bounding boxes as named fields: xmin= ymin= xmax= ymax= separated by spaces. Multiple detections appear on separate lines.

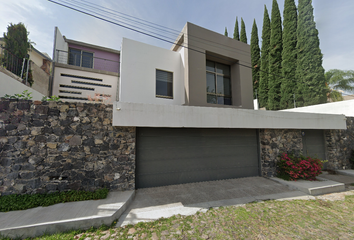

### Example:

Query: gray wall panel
xmin=136 ymin=128 xmax=259 ymax=188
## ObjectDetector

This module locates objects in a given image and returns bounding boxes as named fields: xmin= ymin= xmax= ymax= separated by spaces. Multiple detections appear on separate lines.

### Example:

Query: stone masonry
xmin=0 ymin=100 xmax=135 ymax=195
xmin=259 ymin=129 xmax=303 ymax=177
xmin=325 ymin=117 xmax=354 ymax=170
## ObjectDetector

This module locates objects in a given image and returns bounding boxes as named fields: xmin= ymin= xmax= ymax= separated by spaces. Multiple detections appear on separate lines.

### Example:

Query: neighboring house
xmin=0 ymin=37 xmax=52 ymax=96
xmin=51 ymin=27 xmax=120 ymax=103
xmin=113 ymin=22 xmax=346 ymax=188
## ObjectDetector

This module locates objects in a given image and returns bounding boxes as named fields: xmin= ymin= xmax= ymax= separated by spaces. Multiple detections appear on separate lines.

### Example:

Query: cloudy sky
xmin=0 ymin=0 xmax=353 ymax=71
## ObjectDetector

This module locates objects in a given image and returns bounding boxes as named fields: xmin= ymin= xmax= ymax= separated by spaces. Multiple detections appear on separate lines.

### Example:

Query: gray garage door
xmin=136 ymin=128 xmax=260 ymax=188
xmin=302 ymin=129 xmax=326 ymax=160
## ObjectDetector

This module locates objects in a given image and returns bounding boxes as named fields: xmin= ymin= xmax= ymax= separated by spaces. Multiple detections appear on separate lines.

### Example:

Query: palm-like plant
xmin=325 ymin=69 xmax=354 ymax=102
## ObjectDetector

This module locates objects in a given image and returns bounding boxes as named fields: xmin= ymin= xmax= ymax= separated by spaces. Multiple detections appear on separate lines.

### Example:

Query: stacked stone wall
xmin=0 ymin=100 xmax=135 ymax=195
xmin=259 ymin=129 xmax=303 ymax=177
xmin=325 ymin=117 xmax=354 ymax=170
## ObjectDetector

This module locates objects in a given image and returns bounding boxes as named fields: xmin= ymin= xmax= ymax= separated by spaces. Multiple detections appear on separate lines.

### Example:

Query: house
xmin=113 ymin=22 xmax=347 ymax=188
xmin=51 ymin=27 xmax=120 ymax=103
xmin=0 ymin=37 xmax=52 ymax=96
xmin=0 ymin=22 xmax=351 ymax=196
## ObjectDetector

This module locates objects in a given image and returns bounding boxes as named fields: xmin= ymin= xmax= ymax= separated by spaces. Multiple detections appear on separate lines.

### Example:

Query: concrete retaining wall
xmin=0 ymin=100 xmax=135 ymax=195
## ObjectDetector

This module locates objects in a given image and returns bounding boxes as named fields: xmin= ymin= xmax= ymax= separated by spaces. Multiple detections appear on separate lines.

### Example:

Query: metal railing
xmin=0 ymin=46 xmax=30 ymax=80
xmin=55 ymin=49 xmax=119 ymax=73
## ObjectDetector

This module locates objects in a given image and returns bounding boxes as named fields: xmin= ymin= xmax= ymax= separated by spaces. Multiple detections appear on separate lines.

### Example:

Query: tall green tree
xmin=259 ymin=5 xmax=271 ymax=108
xmin=224 ymin=27 xmax=228 ymax=37
xmin=240 ymin=18 xmax=247 ymax=43
xmin=280 ymin=0 xmax=297 ymax=109
xmin=233 ymin=17 xmax=240 ymax=40
xmin=267 ymin=0 xmax=283 ymax=110
xmin=251 ymin=19 xmax=261 ymax=99
xmin=295 ymin=0 xmax=327 ymax=106
xmin=3 ymin=22 xmax=29 ymax=59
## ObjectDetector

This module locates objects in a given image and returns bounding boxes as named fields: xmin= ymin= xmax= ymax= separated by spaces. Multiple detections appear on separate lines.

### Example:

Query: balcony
xmin=55 ymin=49 xmax=119 ymax=74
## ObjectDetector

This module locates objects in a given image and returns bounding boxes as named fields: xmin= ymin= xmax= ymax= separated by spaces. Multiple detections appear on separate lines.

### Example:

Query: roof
xmin=65 ymin=37 xmax=120 ymax=54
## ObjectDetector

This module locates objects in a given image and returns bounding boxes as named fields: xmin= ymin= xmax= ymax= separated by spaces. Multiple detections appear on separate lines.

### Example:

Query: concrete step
xmin=0 ymin=190 xmax=135 ymax=239
xmin=270 ymin=177 xmax=345 ymax=196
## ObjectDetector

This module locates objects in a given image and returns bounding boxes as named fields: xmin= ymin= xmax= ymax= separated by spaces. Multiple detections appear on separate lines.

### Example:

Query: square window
xmin=156 ymin=69 xmax=173 ymax=98
xmin=68 ymin=48 xmax=94 ymax=69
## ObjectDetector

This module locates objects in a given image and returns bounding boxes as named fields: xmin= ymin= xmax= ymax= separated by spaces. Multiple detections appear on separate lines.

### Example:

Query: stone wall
xmin=0 ymin=100 xmax=135 ymax=195
xmin=325 ymin=117 xmax=354 ymax=170
xmin=259 ymin=129 xmax=303 ymax=177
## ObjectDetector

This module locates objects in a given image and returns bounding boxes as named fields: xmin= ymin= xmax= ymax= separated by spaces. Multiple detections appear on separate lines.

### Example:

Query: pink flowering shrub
xmin=277 ymin=153 xmax=323 ymax=181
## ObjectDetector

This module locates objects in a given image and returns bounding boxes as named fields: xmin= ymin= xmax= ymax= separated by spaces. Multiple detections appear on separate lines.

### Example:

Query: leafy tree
xmin=259 ymin=5 xmax=271 ymax=108
xmin=240 ymin=18 xmax=247 ymax=43
xmin=224 ymin=27 xmax=228 ymax=37
xmin=325 ymin=69 xmax=354 ymax=102
xmin=3 ymin=22 xmax=33 ymax=86
xmin=3 ymin=23 xmax=29 ymax=59
xmin=267 ymin=0 xmax=283 ymax=110
xmin=280 ymin=0 xmax=297 ymax=109
xmin=233 ymin=17 xmax=240 ymax=41
xmin=251 ymin=19 xmax=261 ymax=99
xmin=295 ymin=0 xmax=327 ymax=107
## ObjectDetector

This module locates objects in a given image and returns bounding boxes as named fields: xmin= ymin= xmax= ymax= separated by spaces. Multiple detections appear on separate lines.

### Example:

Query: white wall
xmin=52 ymin=66 xmax=118 ymax=103
xmin=0 ymin=71 xmax=44 ymax=100
xmin=53 ymin=27 xmax=68 ymax=64
xmin=119 ymin=38 xmax=184 ymax=105
xmin=113 ymin=102 xmax=346 ymax=130
xmin=282 ymin=100 xmax=354 ymax=117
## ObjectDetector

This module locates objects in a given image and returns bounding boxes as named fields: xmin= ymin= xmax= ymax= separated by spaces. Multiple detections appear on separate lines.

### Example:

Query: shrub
xmin=277 ymin=153 xmax=323 ymax=181
xmin=0 ymin=188 xmax=109 ymax=212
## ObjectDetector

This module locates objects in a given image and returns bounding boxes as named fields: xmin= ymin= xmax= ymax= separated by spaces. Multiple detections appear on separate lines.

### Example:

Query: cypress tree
xmin=296 ymin=0 xmax=327 ymax=106
xmin=267 ymin=0 xmax=283 ymax=110
xmin=280 ymin=0 xmax=297 ymax=109
xmin=224 ymin=27 xmax=228 ymax=37
xmin=240 ymin=18 xmax=247 ymax=43
xmin=233 ymin=17 xmax=240 ymax=41
xmin=251 ymin=19 xmax=261 ymax=99
xmin=259 ymin=5 xmax=271 ymax=108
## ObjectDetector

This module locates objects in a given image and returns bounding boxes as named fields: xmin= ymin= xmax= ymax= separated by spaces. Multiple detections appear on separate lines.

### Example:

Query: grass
xmin=0 ymin=188 xmax=109 ymax=212
xmin=6 ymin=193 xmax=354 ymax=239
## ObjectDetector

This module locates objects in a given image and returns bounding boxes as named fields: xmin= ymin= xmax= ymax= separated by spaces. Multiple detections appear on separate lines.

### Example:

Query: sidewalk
xmin=0 ymin=191 xmax=134 ymax=239
xmin=1 ymin=171 xmax=354 ymax=239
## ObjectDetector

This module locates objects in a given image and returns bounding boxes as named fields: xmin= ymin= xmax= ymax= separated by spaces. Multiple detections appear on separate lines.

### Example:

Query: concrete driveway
xmin=116 ymin=176 xmax=310 ymax=227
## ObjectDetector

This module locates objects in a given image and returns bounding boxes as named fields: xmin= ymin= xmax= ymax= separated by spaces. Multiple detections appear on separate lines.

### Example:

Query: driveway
xmin=116 ymin=176 xmax=310 ymax=227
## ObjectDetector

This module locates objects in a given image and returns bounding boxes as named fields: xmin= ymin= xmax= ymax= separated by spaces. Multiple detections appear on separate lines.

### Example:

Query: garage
xmin=136 ymin=128 xmax=260 ymax=188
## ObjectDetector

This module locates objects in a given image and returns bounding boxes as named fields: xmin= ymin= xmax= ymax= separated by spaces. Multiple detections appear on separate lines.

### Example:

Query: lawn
xmin=10 ymin=194 xmax=354 ymax=240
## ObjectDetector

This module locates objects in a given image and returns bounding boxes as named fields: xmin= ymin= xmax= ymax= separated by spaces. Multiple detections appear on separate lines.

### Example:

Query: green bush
xmin=0 ymin=188 xmax=109 ymax=212
xmin=277 ymin=153 xmax=323 ymax=181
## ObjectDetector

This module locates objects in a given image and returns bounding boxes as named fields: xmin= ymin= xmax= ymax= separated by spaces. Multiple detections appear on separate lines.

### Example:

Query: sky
xmin=0 ymin=0 xmax=353 ymax=72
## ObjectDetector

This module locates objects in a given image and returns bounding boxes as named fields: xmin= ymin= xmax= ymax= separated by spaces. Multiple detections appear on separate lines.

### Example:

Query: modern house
xmin=51 ymin=27 xmax=120 ymax=103
xmin=113 ymin=22 xmax=347 ymax=188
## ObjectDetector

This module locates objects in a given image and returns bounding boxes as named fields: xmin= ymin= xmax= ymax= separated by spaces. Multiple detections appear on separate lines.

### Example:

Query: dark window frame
xmin=68 ymin=48 xmax=94 ymax=69
xmin=206 ymin=60 xmax=232 ymax=105
xmin=156 ymin=69 xmax=173 ymax=99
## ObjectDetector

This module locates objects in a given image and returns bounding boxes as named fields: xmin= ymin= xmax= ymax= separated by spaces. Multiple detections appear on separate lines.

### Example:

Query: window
xmin=206 ymin=60 xmax=232 ymax=105
xmin=68 ymin=48 xmax=94 ymax=68
xmin=156 ymin=69 xmax=173 ymax=98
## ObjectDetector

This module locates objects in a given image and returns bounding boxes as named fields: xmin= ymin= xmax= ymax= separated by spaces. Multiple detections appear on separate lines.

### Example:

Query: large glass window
xmin=206 ymin=60 xmax=232 ymax=105
xmin=156 ymin=69 xmax=173 ymax=98
xmin=68 ymin=48 xmax=93 ymax=68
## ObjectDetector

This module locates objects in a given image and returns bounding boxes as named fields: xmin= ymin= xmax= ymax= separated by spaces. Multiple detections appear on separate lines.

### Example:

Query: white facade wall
xmin=282 ymin=100 xmax=354 ymax=117
xmin=53 ymin=27 xmax=68 ymax=64
xmin=113 ymin=102 xmax=346 ymax=130
xmin=119 ymin=38 xmax=184 ymax=105
xmin=0 ymin=71 xmax=44 ymax=100
xmin=52 ymin=67 xmax=118 ymax=103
